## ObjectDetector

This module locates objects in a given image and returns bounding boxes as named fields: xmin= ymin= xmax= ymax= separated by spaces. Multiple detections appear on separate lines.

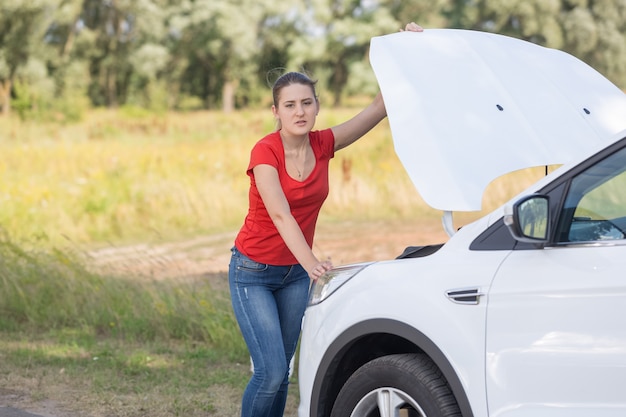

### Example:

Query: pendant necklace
xmin=293 ymin=145 xmax=306 ymax=178
xmin=283 ymin=133 xmax=307 ymax=179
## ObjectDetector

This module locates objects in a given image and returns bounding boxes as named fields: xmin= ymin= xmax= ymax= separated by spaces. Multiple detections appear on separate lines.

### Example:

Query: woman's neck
xmin=280 ymin=131 xmax=308 ymax=151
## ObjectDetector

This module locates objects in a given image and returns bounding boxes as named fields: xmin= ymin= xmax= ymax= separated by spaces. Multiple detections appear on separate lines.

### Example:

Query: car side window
xmin=556 ymin=146 xmax=626 ymax=243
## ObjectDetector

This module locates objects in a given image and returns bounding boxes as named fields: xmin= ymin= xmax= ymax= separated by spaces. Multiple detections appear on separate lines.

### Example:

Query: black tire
xmin=330 ymin=353 xmax=462 ymax=417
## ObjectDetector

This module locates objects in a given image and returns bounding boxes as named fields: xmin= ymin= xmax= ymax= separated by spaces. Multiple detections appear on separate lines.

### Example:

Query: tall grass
xmin=0 ymin=229 xmax=246 ymax=359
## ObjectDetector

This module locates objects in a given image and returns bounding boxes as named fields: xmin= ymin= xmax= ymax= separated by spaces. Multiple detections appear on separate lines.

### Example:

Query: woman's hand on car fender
xmin=310 ymin=260 xmax=333 ymax=281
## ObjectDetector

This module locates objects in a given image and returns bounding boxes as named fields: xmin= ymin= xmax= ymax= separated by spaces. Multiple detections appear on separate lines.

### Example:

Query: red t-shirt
xmin=234 ymin=129 xmax=335 ymax=265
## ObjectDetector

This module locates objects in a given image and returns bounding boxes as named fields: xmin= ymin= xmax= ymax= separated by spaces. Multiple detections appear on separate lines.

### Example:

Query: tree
xmin=77 ymin=0 xmax=167 ymax=108
xmin=1 ymin=0 xmax=623 ymax=115
xmin=0 ymin=0 xmax=60 ymax=116
xmin=287 ymin=0 xmax=399 ymax=106
xmin=446 ymin=0 xmax=626 ymax=88
xmin=563 ymin=0 xmax=626 ymax=88
xmin=167 ymin=0 xmax=292 ymax=111
xmin=464 ymin=0 xmax=563 ymax=46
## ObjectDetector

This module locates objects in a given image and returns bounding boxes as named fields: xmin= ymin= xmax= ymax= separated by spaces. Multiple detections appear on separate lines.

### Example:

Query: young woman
xmin=229 ymin=22 xmax=424 ymax=417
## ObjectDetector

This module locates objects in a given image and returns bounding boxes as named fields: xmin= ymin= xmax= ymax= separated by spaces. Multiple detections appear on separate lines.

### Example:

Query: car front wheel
xmin=330 ymin=353 xmax=462 ymax=417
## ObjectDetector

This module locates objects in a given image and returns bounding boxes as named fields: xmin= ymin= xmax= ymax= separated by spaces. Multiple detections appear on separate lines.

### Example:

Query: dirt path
xmin=87 ymin=219 xmax=449 ymax=280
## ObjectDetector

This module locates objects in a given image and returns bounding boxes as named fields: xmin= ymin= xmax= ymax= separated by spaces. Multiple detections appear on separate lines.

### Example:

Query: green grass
xmin=0 ymin=231 xmax=244 ymax=354
xmin=0 ymin=330 xmax=255 ymax=416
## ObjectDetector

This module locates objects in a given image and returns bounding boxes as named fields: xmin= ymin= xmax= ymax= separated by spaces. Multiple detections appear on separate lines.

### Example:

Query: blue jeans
xmin=229 ymin=247 xmax=310 ymax=417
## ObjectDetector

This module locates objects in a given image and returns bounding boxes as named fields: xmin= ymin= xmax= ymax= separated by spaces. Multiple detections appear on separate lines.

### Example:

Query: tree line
xmin=1 ymin=0 xmax=625 ymax=119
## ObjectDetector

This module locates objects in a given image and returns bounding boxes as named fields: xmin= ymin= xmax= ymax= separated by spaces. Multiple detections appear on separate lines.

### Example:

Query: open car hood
xmin=370 ymin=29 xmax=626 ymax=211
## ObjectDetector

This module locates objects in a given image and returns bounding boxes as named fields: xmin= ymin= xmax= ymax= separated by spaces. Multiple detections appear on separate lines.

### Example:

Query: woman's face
xmin=272 ymin=83 xmax=319 ymax=137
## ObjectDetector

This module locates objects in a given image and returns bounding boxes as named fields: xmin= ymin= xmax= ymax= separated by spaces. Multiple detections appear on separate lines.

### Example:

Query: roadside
xmin=0 ymin=390 xmax=67 ymax=417
xmin=0 ymin=407 xmax=48 ymax=417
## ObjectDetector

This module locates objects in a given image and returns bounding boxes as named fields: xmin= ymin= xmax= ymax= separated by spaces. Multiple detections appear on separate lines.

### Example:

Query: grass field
xmin=0 ymin=108 xmax=551 ymax=416
xmin=0 ymin=107 xmax=433 ymax=248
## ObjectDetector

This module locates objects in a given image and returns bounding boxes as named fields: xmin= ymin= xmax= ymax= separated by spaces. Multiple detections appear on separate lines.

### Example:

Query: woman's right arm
xmin=253 ymin=164 xmax=333 ymax=280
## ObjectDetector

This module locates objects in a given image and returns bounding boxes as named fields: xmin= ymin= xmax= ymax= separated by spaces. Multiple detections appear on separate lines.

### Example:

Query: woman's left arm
xmin=331 ymin=22 xmax=423 ymax=152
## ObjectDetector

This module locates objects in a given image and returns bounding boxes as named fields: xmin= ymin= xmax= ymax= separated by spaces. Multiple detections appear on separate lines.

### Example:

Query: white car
xmin=298 ymin=29 xmax=626 ymax=417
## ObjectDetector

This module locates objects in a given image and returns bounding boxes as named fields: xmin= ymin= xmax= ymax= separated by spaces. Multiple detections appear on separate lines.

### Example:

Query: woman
xmin=229 ymin=22 xmax=424 ymax=417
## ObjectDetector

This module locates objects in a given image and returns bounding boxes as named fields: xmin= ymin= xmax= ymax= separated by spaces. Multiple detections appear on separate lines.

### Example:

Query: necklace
xmin=291 ymin=145 xmax=306 ymax=178
xmin=293 ymin=160 xmax=303 ymax=178
xmin=282 ymin=133 xmax=308 ymax=178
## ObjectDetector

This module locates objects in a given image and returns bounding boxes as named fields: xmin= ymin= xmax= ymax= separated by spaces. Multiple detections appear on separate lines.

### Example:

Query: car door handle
xmin=446 ymin=288 xmax=485 ymax=305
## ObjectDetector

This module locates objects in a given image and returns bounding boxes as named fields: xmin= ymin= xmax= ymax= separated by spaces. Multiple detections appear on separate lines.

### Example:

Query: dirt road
xmin=87 ymin=219 xmax=449 ymax=280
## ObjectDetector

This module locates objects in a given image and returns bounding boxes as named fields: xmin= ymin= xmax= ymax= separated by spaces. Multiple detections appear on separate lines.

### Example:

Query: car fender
xmin=299 ymin=242 xmax=509 ymax=417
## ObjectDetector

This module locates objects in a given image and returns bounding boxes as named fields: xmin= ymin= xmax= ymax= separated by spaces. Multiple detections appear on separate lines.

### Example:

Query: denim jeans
xmin=229 ymin=247 xmax=310 ymax=417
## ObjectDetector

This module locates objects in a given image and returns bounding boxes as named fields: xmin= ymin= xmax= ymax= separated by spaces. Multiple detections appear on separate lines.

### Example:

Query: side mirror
xmin=503 ymin=195 xmax=550 ymax=243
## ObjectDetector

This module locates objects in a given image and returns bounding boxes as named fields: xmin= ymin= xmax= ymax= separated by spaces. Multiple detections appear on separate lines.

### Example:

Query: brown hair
xmin=272 ymin=71 xmax=318 ymax=108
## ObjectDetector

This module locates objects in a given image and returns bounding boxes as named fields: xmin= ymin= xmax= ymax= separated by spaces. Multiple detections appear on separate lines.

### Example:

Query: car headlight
xmin=308 ymin=263 xmax=371 ymax=306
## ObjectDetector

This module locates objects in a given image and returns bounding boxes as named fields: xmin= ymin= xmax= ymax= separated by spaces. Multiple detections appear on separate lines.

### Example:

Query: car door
xmin=485 ymin=143 xmax=626 ymax=417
